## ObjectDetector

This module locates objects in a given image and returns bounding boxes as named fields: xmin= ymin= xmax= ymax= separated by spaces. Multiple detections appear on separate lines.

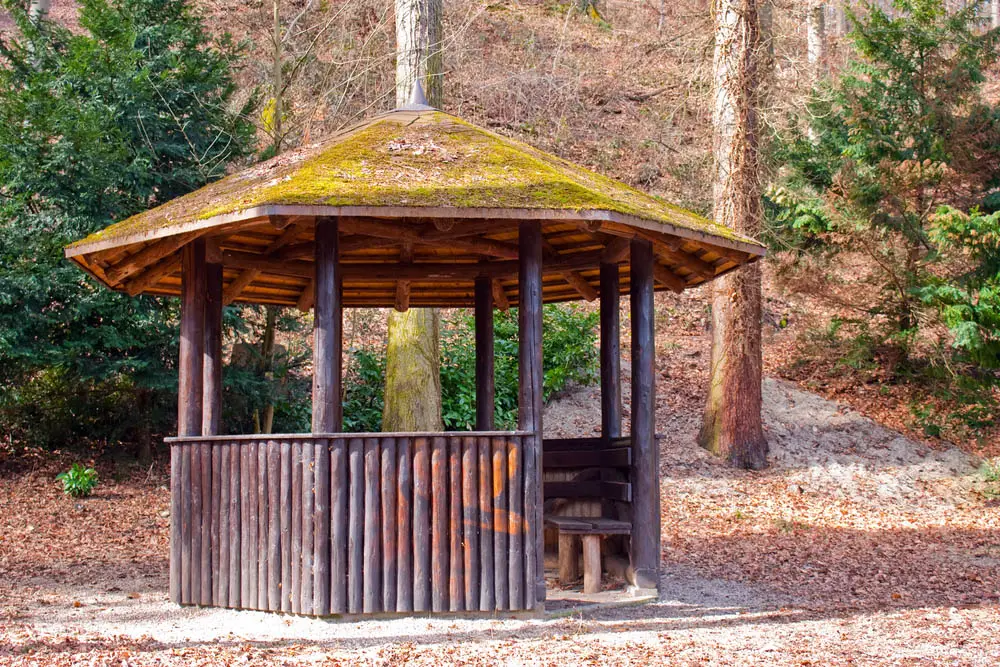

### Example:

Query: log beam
xmin=223 ymin=225 xmax=303 ymax=304
xmin=474 ymin=277 xmax=495 ymax=430
xmin=202 ymin=262 xmax=223 ymax=436
xmin=629 ymin=238 xmax=660 ymax=591
xmin=492 ymin=280 xmax=510 ymax=311
xmin=107 ymin=232 xmax=198 ymax=285
xmin=312 ymin=218 xmax=341 ymax=433
xmin=518 ymin=221 xmax=545 ymax=610
xmin=600 ymin=262 xmax=622 ymax=439
xmin=126 ymin=253 xmax=181 ymax=296
xmin=653 ymin=263 xmax=687 ymax=293
xmin=179 ymin=241 xmax=206 ymax=437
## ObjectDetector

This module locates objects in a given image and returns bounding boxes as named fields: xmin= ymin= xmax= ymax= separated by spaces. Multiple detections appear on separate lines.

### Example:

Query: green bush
xmin=341 ymin=304 xmax=600 ymax=433
xmin=56 ymin=463 xmax=99 ymax=498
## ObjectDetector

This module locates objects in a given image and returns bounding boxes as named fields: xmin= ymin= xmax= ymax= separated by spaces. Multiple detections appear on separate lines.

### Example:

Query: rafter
xmin=652 ymin=263 xmax=686 ymax=294
xmin=106 ymin=232 xmax=199 ymax=285
xmin=125 ymin=253 xmax=181 ymax=296
xmin=492 ymin=279 xmax=510 ymax=311
xmin=223 ymin=224 xmax=303 ymax=304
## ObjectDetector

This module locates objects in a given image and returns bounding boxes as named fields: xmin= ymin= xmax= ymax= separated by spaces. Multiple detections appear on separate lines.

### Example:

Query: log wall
xmin=167 ymin=432 xmax=534 ymax=615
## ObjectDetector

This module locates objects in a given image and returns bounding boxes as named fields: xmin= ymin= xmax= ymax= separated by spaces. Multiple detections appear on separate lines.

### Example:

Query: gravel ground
xmin=1 ymin=374 xmax=996 ymax=665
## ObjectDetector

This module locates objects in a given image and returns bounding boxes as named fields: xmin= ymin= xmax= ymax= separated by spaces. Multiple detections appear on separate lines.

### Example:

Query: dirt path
xmin=1 ymin=377 xmax=997 ymax=665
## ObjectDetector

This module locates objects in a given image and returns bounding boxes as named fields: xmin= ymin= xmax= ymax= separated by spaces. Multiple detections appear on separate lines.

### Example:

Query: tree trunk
xmin=382 ymin=309 xmax=443 ymax=431
xmin=699 ymin=0 xmax=767 ymax=470
xmin=994 ymin=0 xmax=999 ymax=29
xmin=807 ymin=2 xmax=828 ymax=79
xmin=384 ymin=0 xmax=444 ymax=433
xmin=29 ymin=0 xmax=50 ymax=23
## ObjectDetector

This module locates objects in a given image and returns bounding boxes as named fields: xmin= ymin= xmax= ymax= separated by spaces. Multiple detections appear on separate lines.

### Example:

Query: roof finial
xmin=400 ymin=78 xmax=435 ymax=111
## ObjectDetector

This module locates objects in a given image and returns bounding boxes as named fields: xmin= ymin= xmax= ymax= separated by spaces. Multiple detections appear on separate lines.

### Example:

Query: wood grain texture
xmin=630 ymin=239 xmax=660 ymax=590
xmin=331 ymin=437 xmax=348 ymax=613
xmin=180 ymin=443 xmax=192 ymax=604
xmin=280 ymin=441 xmax=292 ymax=612
xmin=431 ymin=436 xmax=448 ymax=613
xmin=178 ymin=241 xmax=205 ymax=438
xmin=300 ymin=443 xmax=315 ymax=612
xmin=348 ymin=438 xmax=364 ymax=614
xmin=228 ymin=443 xmax=241 ymax=608
xmin=256 ymin=442 xmax=268 ymax=610
xmin=203 ymin=263 xmax=223 ymax=436
xmin=170 ymin=445 xmax=182 ymax=604
xmin=477 ymin=436 xmax=494 ymax=611
xmin=413 ymin=437 xmax=431 ymax=612
xmin=381 ymin=438 xmax=398 ymax=613
xmin=363 ymin=438 xmax=381 ymax=613
xmin=290 ymin=441 xmax=303 ymax=613
xmin=449 ymin=437 xmax=464 ymax=612
xmin=492 ymin=438 xmax=509 ymax=611
xmin=313 ymin=439 xmax=331 ymax=615
xmin=462 ymin=437 xmax=479 ymax=611
xmin=600 ymin=262 xmax=622 ymax=439
xmin=267 ymin=441 xmax=282 ymax=611
xmin=211 ymin=443 xmax=222 ymax=604
xmin=396 ymin=437 xmax=413 ymax=613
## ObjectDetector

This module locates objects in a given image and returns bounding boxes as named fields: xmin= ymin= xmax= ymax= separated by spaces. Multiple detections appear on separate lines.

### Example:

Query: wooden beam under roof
xmin=125 ymin=253 xmax=181 ymax=296
xmin=223 ymin=224 xmax=303 ymax=304
xmin=106 ymin=232 xmax=201 ymax=286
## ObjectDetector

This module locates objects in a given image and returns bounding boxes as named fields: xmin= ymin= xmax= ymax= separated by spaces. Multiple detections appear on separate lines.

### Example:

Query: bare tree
xmin=28 ymin=0 xmax=50 ymax=23
xmin=807 ymin=1 xmax=828 ymax=78
xmin=382 ymin=0 xmax=444 ymax=432
xmin=699 ymin=0 xmax=767 ymax=469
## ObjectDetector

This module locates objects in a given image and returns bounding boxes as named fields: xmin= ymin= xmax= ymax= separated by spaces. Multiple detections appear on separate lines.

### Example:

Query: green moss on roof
xmin=69 ymin=109 xmax=756 ymax=250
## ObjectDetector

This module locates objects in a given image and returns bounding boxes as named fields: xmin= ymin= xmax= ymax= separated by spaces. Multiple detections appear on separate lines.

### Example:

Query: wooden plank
xmin=652 ymin=263 xmax=686 ymax=294
xmin=239 ymin=445 xmax=250 ymax=607
xmin=217 ymin=444 xmax=229 ymax=606
xmin=541 ymin=436 xmax=628 ymax=451
xmin=228 ymin=443 xmax=241 ymax=608
xmin=477 ymin=436 xmax=494 ymax=611
xmin=200 ymin=443 xmax=212 ymax=606
xmin=313 ymin=218 xmax=340 ymax=433
xmin=492 ymin=437 xmax=508 ymax=611
xmin=474 ymin=278 xmax=495 ymax=431
xmin=180 ymin=443 xmax=192 ymax=605
xmin=431 ymin=436 xmax=448 ymax=613
xmin=518 ymin=221 xmax=544 ymax=611
xmin=347 ymin=438 xmax=364 ymax=614
xmin=462 ymin=437 xmax=479 ymax=611
xmin=491 ymin=279 xmax=510 ymax=311
xmin=396 ymin=437 xmax=413 ymax=613
xmin=245 ymin=441 xmax=259 ymax=609
xmin=542 ymin=448 xmax=631 ymax=469
xmin=507 ymin=438 xmax=524 ymax=610
xmin=412 ymin=437 xmax=431 ymax=612
xmin=630 ymin=238 xmax=660 ymax=591
xmin=331 ymin=437 xmax=348 ymax=614
xmin=300 ymin=442 xmax=315 ymax=612
xmin=257 ymin=442 xmax=268 ymax=610
xmin=190 ymin=444 xmax=203 ymax=605
xmin=363 ymin=438 xmax=381 ymax=613
xmin=178 ymin=241 xmax=205 ymax=437
xmin=267 ymin=441 xmax=281 ymax=611
xmin=290 ymin=441 xmax=303 ymax=614
xmin=600 ymin=262 xmax=622 ymax=440
xmin=449 ymin=437 xmax=464 ymax=612
xmin=211 ymin=442 xmax=222 ymax=605
xmin=106 ymin=233 xmax=196 ymax=284
xmin=582 ymin=535 xmax=602 ymax=594
xmin=381 ymin=438 xmax=398 ymax=613
xmin=280 ymin=440 xmax=292 ymax=612
xmin=169 ymin=445 xmax=182 ymax=604
xmin=313 ymin=439 xmax=331 ymax=615
xmin=203 ymin=263 xmax=223 ymax=437
xmin=543 ymin=481 xmax=632 ymax=503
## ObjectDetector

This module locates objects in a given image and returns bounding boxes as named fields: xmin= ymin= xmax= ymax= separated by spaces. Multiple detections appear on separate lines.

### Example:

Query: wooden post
xmin=203 ymin=263 xmax=223 ymax=436
xmin=517 ymin=221 xmax=544 ymax=610
xmin=474 ymin=277 xmax=495 ymax=430
xmin=629 ymin=238 xmax=660 ymax=591
xmin=174 ymin=240 xmax=205 ymax=606
xmin=179 ymin=240 xmax=206 ymax=436
xmin=582 ymin=535 xmax=602 ymax=594
xmin=313 ymin=217 xmax=341 ymax=433
xmin=600 ymin=262 xmax=621 ymax=439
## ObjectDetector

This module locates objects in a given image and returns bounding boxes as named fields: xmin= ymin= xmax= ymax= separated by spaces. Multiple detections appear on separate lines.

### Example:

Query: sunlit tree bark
xmin=383 ymin=0 xmax=444 ymax=432
xmin=699 ymin=0 xmax=767 ymax=469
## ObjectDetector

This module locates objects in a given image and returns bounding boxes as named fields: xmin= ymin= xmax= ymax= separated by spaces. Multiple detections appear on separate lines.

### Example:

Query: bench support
xmin=582 ymin=535 xmax=602 ymax=594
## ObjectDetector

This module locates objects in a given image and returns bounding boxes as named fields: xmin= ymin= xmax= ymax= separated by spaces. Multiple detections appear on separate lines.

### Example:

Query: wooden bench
xmin=545 ymin=516 xmax=631 ymax=594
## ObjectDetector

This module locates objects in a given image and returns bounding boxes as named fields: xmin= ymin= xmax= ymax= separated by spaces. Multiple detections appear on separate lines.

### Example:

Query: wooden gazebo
xmin=66 ymin=101 xmax=764 ymax=616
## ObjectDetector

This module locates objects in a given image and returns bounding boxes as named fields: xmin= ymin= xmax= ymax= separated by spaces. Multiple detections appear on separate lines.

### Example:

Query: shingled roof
xmin=65 ymin=106 xmax=764 ymax=309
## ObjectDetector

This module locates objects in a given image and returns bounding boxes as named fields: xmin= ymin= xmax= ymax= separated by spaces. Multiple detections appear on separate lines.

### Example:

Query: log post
xmin=313 ymin=217 xmax=341 ymax=433
xmin=474 ymin=277 xmax=495 ymax=431
xmin=179 ymin=240 xmax=206 ymax=436
xmin=600 ymin=262 xmax=621 ymax=439
xmin=203 ymin=262 xmax=223 ymax=436
xmin=517 ymin=221 xmax=544 ymax=610
xmin=174 ymin=239 xmax=206 ymax=605
xmin=629 ymin=238 xmax=660 ymax=591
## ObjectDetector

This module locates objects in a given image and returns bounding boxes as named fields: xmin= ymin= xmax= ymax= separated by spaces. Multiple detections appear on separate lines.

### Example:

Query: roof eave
xmin=65 ymin=205 xmax=766 ymax=260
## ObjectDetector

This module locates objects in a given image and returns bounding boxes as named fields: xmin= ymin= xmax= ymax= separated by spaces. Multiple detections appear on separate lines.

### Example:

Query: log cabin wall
xmin=167 ymin=432 xmax=535 ymax=615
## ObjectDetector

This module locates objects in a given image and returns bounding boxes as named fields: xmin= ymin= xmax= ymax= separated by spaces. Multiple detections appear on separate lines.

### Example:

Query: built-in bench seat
xmin=544 ymin=516 xmax=631 ymax=593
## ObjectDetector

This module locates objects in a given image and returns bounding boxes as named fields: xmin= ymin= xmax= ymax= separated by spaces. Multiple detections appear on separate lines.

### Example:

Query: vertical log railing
xmin=166 ymin=432 xmax=535 ymax=615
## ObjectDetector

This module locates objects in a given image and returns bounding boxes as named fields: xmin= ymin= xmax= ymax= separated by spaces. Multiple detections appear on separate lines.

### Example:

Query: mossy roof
xmin=65 ymin=108 xmax=763 ymax=257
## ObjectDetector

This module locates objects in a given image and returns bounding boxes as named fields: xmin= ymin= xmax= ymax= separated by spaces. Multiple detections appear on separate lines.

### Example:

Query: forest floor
xmin=2 ymin=282 xmax=998 ymax=665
